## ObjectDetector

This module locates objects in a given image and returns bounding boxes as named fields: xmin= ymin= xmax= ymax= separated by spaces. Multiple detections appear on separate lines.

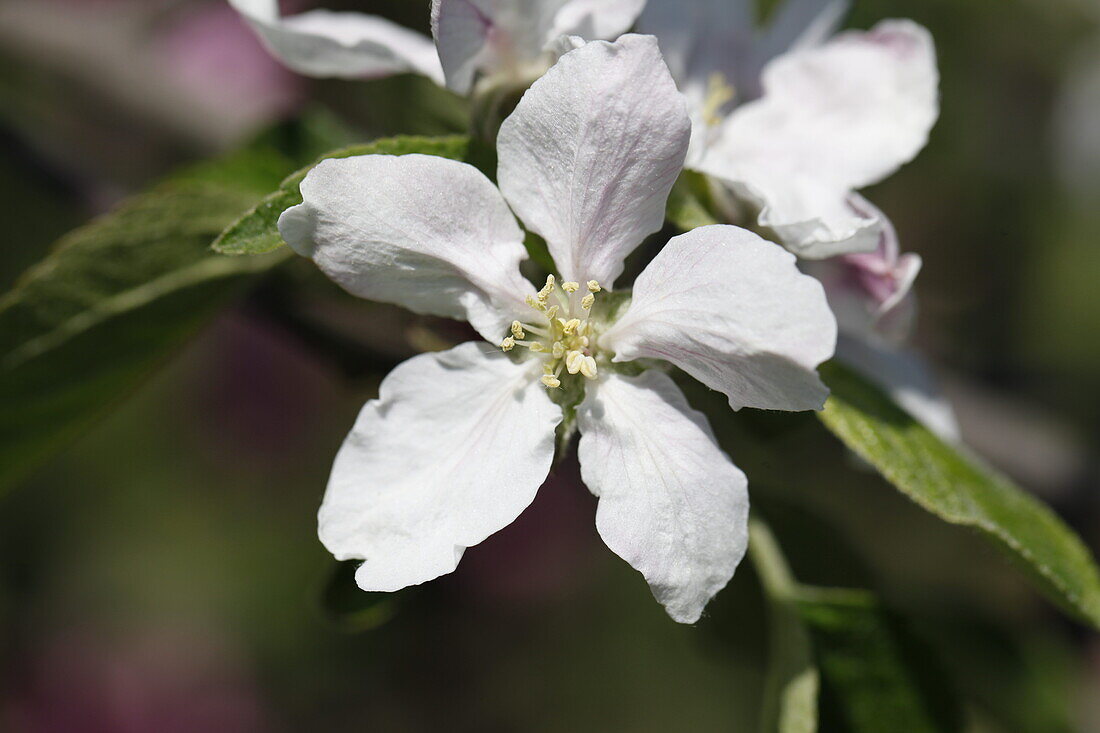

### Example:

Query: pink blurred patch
xmin=155 ymin=3 xmax=305 ymax=126
xmin=4 ymin=629 xmax=269 ymax=733
xmin=455 ymin=454 xmax=601 ymax=606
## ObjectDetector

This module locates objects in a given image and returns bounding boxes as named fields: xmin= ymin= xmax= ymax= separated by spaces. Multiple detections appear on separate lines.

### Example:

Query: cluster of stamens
xmin=500 ymin=275 xmax=602 ymax=389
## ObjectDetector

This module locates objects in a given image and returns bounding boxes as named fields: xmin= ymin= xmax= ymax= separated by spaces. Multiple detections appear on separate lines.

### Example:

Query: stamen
xmin=579 ymin=356 xmax=598 ymax=379
xmin=510 ymin=321 xmax=525 ymax=339
xmin=562 ymin=318 xmax=581 ymax=336
xmin=541 ymin=374 xmax=561 ymax=389
xmin=500 ymin=336 xmax=515 ymax=352
xmin=702 ymin=73 xmax=735 ymax=127
xmin=551 ymin=341 xmax=565 ymax=359
xmin=518 ymin=321 xmax=549 ymax=337
xmin=587 ymin=280 xmax=602 ymax=293
xmin=562 ymin=281 xmax=580 ymax=293
xmin=581 ymin=293 xmax=595 ymax=310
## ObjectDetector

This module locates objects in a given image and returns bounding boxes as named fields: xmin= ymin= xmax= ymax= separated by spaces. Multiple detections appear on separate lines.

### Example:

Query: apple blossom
xmin=228 ymin=0 xmax=644 ymax=95
xmin=640 ymin=0 xmax=939 ymax=258
xmin=278 ymin=35 xmax=836 ymax=622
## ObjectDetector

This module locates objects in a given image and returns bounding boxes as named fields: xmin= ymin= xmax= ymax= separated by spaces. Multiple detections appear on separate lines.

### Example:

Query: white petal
xmin=699 ymin=20 xmax=938 ymax=257
xmin=278 ymin=154 xmax=534 ymax=342
xmin=600 ymin=225 xmax=836 ymax=411
xmin=639 ymin=0 xmax=754 ymax=95
xmin=837 ymin=335 xmax=960 ymax=443
xmin=497 ymin=35 xmax=690 ymax=287
xmin=641 ymin=0 xmax=848 ymax=168
xmin=637 ymin=0 xmax=757 ymax=168
xmin=577 ymin=370 xmax=749 ymax=624
xmin=552 ymin=0 xmax=646 ymax=39
xmin=431 ymin=0 xmax=564 ymax=94
xmin=319 ymin=342 xmax=562 ymax=591
xmin=230 ymin=0 xmax=443 ymax=83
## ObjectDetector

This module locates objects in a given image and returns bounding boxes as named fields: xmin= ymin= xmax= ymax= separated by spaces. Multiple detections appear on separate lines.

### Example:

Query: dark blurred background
xmin=1 ymin=0 xmax=1098 ymax=730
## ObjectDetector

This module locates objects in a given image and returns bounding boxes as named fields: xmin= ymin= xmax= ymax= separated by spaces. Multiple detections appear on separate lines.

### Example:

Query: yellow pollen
xmin=562 ymin=281 xmax=580 ymax=293
xmin=581 ymin=293 xmax=595 ymax=310
xmin=587 ymin=280 xmax=602 ymax=293
xmin=537 ymin=274 xmax=556 ymax=302
xmin=529 ymin=342 xmax=546 ymax=353
xmin=510 ymin=321 xmax=525 ymax=339
xmin=552 ymin=341 xmax=565 ymax=358
xmin=579 ymin=356 xmax=598 ymax=379
xmin=562 ymin=318 xmax=581 ymax=336
xmin=702 ymin=72 xmax=735 ymax=127
xmin=545 ymin=305 xmax=559 ymax=320
xmin=565 ymin=350 xmax=585 ymax=374
xmin=500 ymin=336 xmax=515 ymax=352
xmin=541 ymin=374 xmax=561 ymax=389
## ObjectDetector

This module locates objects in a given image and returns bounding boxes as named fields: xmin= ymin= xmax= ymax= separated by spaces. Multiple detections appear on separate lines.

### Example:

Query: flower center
xmin=500 ymin=275 xmax=603 ymax=389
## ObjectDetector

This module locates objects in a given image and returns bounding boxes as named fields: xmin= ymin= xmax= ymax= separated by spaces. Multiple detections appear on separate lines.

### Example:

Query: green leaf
xmin=818 ymin=361 xmax=1100 ymax=629
xmin=798 ymin=588 xmax=961 ymax=733
xmin=665 ymin=169 xmax=721 ymax=232
xmin=213 ymin=135 xmax=470 ymax=256
xmin=926 ymin=610 xmax=1078 ymax=733
xmin=321 ymin=561 xmax=400 ymax=632
xmin=750 ymin=515 xmax=961 ymax=732
xmin=0 ymin=146 xmax=300 ymax=491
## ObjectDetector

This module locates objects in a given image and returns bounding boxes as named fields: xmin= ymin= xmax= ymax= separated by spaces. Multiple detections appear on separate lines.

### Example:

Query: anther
xmin=562 ymin=318 xmax=581 ymax=336
xmin=562 ymin=281 xmax=580 ymax=293
xmin=537 ymin=275 xmax=556 ymax=303
xmin=545 ymin=305 xmax=559 ymax=320
xmin=565 ymin=351 xmax=585 ymax=374
xmin=511 ymin=321 xmax=525 ymax=339
xmin=587 ymin=280 xmax=602 ymax=293
xmin=551 ymin=342 xmax=565 ymax=358
xmin=579 ymin=356 xmax=598 ymax=379
xmin=500 ymin=337 xmax=515 ymax=352
xmin=529 ymin=342 xmax=546 ymax=353
xmin=581 ymin=293 xmax=595 ymax=310
xmin=541 ymin=374 xmax=561 ymax=389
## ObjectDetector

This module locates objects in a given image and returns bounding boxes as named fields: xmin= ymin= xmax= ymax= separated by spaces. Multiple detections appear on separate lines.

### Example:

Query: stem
xmin=748 ymin=515 xmax=819 ymax=733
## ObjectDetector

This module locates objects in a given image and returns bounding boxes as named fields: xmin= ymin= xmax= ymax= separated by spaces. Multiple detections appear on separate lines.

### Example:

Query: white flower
xmin=432 ymin=0 xmax=645 ymax=93
xmin=279 ymin=36 xmax=836 ymax=623
xmin=640 ymin=0 xmax=940 ymax=258
xmin=228 ymin=0 xmax=643 ymax=94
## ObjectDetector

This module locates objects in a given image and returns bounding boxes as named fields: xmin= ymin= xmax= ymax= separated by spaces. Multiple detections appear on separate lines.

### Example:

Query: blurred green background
xmin=1 ymin=0 xmax=1098 ymax=730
